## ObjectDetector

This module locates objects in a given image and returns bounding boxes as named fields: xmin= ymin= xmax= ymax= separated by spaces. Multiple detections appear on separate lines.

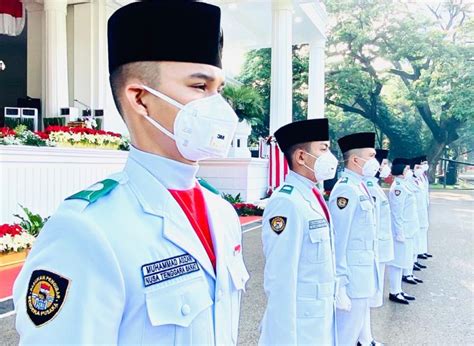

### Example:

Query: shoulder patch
xmin=279 ymin=185 xmax=294 ymax=195
xmin=366 ymin=181 xmax=373 ymax=187
xmin=395 ymin=189 xmax=401 ymax=196
xmin=337 ymin=197 xmax=349 ymax=209
xmin=26 ymin=270 xmax=70 ymax=326
xmin=269 ymin=216 xmax=287 ymax=235
xmin=197 ymin=177 xmax=220 ymax=195
xmin=340 ymin=177 xmax=349 ymax=184
xmin=66 ymin=179 xmax=119 ymax=203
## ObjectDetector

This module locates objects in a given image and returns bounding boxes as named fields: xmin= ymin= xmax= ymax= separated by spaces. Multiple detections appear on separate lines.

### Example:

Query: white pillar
xmin=307 ymin=38 xmax=326 ymax=119
xmin=72 ymin=1 xmax=108 ymax=111
xmin=23 ymin=1 xmax=43 ymax=100
xmin=269 ymin=0 xmax=293 ymax=135
xmin=43 ymin=0 xmax=69 ymax=118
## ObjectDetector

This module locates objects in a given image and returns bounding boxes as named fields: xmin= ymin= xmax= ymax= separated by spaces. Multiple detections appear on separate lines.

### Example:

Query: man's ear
xmin=293 ymin=148 xmax=306 ymax=167
xmin=123 ymin=83 xmax=149 ymax=117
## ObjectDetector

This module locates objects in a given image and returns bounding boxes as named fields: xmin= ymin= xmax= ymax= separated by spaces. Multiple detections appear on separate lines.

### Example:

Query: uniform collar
xmin=128 ymin=145 xmax=198 ymax=190
xmin=342 ymin=168 xmax=364 ymax=183
xmin=285 ymin=171 xmax=317 ymax=190
xmin=364 ymin=176 xmax=379 ymax=183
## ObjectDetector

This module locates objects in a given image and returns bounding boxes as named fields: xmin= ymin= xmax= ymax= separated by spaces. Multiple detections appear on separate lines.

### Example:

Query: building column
xmin=71 ymin=1 xmax=107 ymax=112
xmin=23 ymin=1 xmax=43 ymax=100
xmin=43 ymin=0 xmax=68 ymax=118
xmin=269 ymin=0 xmax=293 ymax=135
xmin=307 ymin=38 xmax=326 ymax=119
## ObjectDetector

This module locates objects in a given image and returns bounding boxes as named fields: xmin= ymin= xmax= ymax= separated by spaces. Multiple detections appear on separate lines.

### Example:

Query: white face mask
xmin=304 ymin=151 xmax=339 ymax=182
xmin=141 ymin=85 xmax=238 ymax=161
xmin=404 ymin=169 xmax=414 ymax=179
xmin=422 ymin=163 xmax=429 ymax=172
xmin=379 ymin=165 xmax=391 ymax=178
xmin=414 ymin=168 xmax=424 ymax=178
xmin=357 ymin=157 xmax=380 ymax=177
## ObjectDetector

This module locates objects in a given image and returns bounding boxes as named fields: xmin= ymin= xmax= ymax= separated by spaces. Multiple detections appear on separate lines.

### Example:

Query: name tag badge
xmin=141 ymin=254 xmax=200 ymax=288
xmin=309 ymin=219 xmax=327 ymax=230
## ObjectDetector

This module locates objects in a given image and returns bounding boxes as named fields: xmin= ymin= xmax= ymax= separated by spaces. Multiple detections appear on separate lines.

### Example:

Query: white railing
xmin=0 ymin=146 xmax=269 ymax=224
xmin=0 ymin=146 xmax=128 ymax=224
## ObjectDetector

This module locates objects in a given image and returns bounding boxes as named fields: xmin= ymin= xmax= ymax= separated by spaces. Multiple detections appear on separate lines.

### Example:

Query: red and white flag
xmin=267 ymin=137 xmax=288 ymax=194
xmin=0 ymin=0 xmax=25 ymax=36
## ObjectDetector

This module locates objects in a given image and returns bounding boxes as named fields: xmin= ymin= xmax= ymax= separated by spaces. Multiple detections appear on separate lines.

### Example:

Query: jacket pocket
xmin=302 ymin=227 xmax=331 ymax=264
xmin=227 ymin=252 xmax=250 ymax=292
xmin=145 ymin=276 xmax=213 ymax=328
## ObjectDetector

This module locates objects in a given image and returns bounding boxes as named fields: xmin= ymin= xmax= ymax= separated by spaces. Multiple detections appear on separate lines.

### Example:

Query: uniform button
xmin=216 ymin=289 xmax=223 ymax=301
xmin=181 ymin=304 xmax=191 ymax=316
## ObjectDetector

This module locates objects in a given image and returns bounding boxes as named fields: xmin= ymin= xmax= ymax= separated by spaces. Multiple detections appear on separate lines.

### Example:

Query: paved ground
xmin=239 ymin=190 xmax=474 ymax=345
xmin=1 ymin=190 xmax=473 ymax=345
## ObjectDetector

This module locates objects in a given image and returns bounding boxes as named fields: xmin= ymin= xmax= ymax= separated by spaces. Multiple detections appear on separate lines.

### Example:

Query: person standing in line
xmin=387 ymin=158 xmax=418 ymax=305
xmin=259 ymin=119 xmax=338 ymax=346
xmin=358 ymin=149 xmax=394 ymax=346
xmin=328 ymin=132 xmax=381 ymax=346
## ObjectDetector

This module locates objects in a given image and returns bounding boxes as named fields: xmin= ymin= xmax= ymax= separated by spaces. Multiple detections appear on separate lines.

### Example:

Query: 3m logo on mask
xmin=217 ymin=134 xmax=226 ymax=140
xmin=209 ymin=127 xmax=230 ymax=150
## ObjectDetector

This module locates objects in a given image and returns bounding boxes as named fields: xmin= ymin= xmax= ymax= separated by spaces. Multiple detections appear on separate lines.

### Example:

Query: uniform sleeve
xmin=261 ymin=198 xmax=303 ymax=345
xmin=328 ymin=186 xmax=357 ymax=288
xmin=13 ymin=208 xmax=126 ymax=344
xmin=388 ymin=188 xmax=407 ymax=238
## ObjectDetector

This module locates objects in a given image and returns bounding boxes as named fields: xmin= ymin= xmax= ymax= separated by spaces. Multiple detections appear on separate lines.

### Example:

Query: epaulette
xmin=66 ymin=179 xmax=119 ymax=204
xmin=197 ymin=177 xmax=220 ymax=195
xmin=279 ymin=185 xmax=294 ymax=195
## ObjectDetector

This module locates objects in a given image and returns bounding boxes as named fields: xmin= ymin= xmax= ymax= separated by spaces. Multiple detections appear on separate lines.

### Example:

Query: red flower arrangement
xmin=44 ymin=126 xmax=121 ymax=137
xmin=0 ymin=224 xmax=22 ymax=237
xmin=232 ymin=203 xmax=264 ymax=216
xmin=0 ymin=127 xmax=16 ymax=137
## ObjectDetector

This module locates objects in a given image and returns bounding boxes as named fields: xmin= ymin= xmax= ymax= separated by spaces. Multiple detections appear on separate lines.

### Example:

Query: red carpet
xmin=0 ymin=265 xmax=22 ymax=300
xmin=239 ymin=216 xmax=262 ymax=226
xmin=0 ymin=217 xmax=261 ymax=300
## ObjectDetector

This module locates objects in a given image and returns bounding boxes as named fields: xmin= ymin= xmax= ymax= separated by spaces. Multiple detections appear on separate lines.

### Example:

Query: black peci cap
xmin=337 ymin=132 xmax=376 ymax=153
xmin=375 ymin=149 xmax=389 ymax=164
xmin=107 ymin=0 xmax=223 ymax=74
xmin=392 ymin=157 xmax=410 ymax=175
xmin=274 ymin=119 xmax=330 ymax=152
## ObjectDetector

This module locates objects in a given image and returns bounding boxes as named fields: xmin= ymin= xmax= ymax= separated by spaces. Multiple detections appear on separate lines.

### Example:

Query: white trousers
xmin=403 ymin=254 xmax=417 ymax=276
xmin=336 ymin=298 xmax=369 ymax=346
xmin=389 ymin=265 xmax=403 ymax=294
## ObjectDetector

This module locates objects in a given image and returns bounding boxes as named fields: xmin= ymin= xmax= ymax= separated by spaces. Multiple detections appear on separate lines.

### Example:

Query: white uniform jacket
xmin=13 ymin=156 xmax=249 ymax=345
xmin=328 ymin=170 xmax=379 ymax=299
xmin=388 ymin=177 xmax=419 ymax=269
xmin=259 ymin=171 xmax=337 ymax=346
xmin=365 ymin=177 xmax=394 ymax=263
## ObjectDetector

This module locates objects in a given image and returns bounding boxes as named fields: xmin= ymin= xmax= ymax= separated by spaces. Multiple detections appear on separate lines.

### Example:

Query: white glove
xmin=395 ymin=233 xmax=405 ymax=242
xmin=336 ymin=285 xmax=351 ymax=311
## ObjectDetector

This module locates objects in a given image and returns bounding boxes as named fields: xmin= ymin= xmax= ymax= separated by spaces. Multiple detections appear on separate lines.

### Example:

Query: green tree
xmin=222 ymin=84 xmax=265 ymax=144
xmin=325 ymin=0 xmax=473 ymax=179
xmin=238 ymin=45 xmax=310 ymax=139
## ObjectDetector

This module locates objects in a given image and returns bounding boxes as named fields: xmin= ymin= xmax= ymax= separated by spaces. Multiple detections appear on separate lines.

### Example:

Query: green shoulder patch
xmin=66 ymin=179 xmax=118 ymax=203
xmin=340 ymin=177 xmax=349 ymax=184
xmin=279 ymin=185 xmax=294 ymax=195
xmin=197 ymin=177 xmax=220 ymax=195
xmin=366 ymin=181 xmax=374 ymax=187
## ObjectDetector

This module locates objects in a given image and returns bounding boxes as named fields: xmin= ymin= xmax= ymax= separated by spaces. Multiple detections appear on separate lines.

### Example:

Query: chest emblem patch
xmin=270 ymin=216 xmax=287 ymax=235
xmin=337 ymin=197 xmax=349 ymax=209
xmin=26 ymin=270 xmax=70 ymax=326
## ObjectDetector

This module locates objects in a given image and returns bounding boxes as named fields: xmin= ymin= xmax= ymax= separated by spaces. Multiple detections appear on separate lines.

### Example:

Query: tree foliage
xmin=325 ymin=0 xmax=473 ymax=176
